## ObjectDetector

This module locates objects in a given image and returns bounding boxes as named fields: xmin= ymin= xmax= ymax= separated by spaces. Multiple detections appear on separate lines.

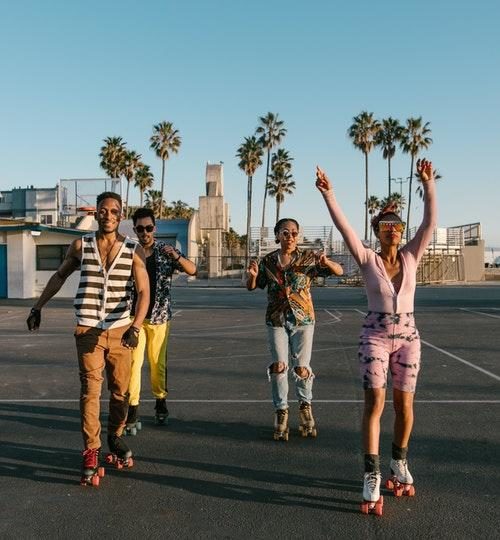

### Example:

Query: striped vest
xmin=74 ymin=234 xmax=138 ymax=329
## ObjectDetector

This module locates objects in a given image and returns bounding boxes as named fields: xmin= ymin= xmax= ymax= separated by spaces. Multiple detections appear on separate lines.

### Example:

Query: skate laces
xmin=277 ymin=409 xmax=287 ymax=422
xmin=366 ymin=472 xmax=380 ymax=491
xmin=82 ymin=448 xmax=99 ymax=468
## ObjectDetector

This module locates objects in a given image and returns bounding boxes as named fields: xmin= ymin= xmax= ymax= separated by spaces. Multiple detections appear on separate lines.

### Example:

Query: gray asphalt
xmin=1 ymin=285 xmax=499 ymax=539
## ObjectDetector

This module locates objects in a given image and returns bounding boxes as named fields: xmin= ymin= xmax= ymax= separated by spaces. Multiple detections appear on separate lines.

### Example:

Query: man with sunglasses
xmin=316 ymin=158 xmax=437 ymax=514
xmin=126 ymin=208 xmax=196 ymax=432
xmin=246 ymin=218 xmax=343 ymax=441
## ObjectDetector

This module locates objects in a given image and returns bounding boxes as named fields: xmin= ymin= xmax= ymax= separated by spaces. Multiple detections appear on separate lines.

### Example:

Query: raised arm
xmin=315 ymin=166 xmax=368 ymax=266
xmin=27 ymin=239 xmax=82 ymax=331
xmin=404 ymin=158 xmax=438 ymax=262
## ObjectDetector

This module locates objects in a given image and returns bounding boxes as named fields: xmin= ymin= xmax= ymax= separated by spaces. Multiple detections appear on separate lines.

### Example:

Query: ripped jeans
xmin=267 ymin=322 xmax=315 ymax=409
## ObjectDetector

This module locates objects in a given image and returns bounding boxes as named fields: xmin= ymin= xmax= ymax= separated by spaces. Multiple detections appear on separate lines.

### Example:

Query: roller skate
xmin=273 ymin=408 xmax=289 ymax=441
xmin=105 ymin=434 xmax=134 ymax=469
xmin=385 ymin=458 xmax=415 ymax=497
xmin=298 ymin=401 xmax=317 ymax=438
xmin=80 ymin=448 xmax=105 ymax=487
xmin=360 ymin=472 xmax=384 ymax=516
xmin=124 ymin=405 xmax=142 ymax=436
xmin=154 ymin=398 xmax=169 ymax=425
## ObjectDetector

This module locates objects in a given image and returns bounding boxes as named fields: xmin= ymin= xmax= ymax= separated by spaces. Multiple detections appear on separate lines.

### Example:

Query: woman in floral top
xmin=247 ymin=218 xmax=343 ymax=441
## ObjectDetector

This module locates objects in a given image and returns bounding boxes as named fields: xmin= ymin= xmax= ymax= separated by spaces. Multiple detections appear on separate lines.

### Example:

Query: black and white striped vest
xmin=74 ymin=234 xmax=138 ymax=329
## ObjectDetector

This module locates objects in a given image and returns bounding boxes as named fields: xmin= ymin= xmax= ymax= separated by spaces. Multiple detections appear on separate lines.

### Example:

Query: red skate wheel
xmin=91 ymin=474 xmax=100 ymax=487
xmin=395 ymin=486 xmax=403 ymax=497
xmin=374 ymin=502 xmax=383 ymax=516
xmin=116 ymin=461 xmax=123 ymax=469
xmin=360 ymin=502 xmax=369 ymax=514
xmin=98 ymin=467 xmax=105 ymax=478
xmin=385 ymin=478 xmax=394 ymax=490
xmin=128 ymin=457 xmax=134 ymax=467
xmin=406 ymin=485 xmax=415 ymax=496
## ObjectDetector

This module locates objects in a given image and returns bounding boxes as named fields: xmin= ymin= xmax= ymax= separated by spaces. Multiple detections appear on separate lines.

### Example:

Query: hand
xmin=27 ymin=308 xmax=41 ymax=332
xmin=416 ymin=158 xmax=434 ymax=183
xmin=315 ymin=166 xmax=332 ymax=193
xmin=122 ymin=326 xmax=140 ymax=349
xmin=163 ymin=245 xmax=180 ymax=260
xmin=247 ymin=260 xmax=259 ymax=278
xmin=316 ymin=251 xmax=328 ymax=267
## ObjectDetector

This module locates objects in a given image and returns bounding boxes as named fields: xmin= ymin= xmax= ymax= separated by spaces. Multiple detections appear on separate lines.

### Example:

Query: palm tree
xmin=367 ymin=195 xmax=381 ymax=244
xmin=380 ymin=192 xmax=406 ymax=215
xmin=150 ymin=121 xmax=182 ymax=219
xmin=268 ymin=171 xmax=296 ymax=223
xmin=415 ymin=169 xmax=442 ymax=200
xmin=255 ymin=112 xmax=287 ymax=229
xmin=122 ymin=150 xmax=142 ymax=218
xmin=400 ymin=117 xmax=432 ymax=240
xmin=267 ymin=148 xmax=295 ymax=222
xmin=347 ymin=111 xmax=381 ymax=240
xmin=168 ymin=200 xmax=195 ymax=219
xmin=99 ymin=136 xmax=127 ymax=191
xmin=134 ymin=164 xmax=154 ymax=207
xmin=144 ymin=189 xmax=165 ymax=218
xmin=375 ymin=117 xmax=403 ymax=197
xmin=236 ymin=136 xmax=264 ymax=261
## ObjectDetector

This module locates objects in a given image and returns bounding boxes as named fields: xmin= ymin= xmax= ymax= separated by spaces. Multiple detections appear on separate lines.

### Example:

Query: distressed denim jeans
xmin=267 ymin=322 xmax=315 ymax=409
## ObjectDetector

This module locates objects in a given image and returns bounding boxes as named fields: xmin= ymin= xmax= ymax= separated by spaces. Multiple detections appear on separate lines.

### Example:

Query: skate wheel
xmin=374 ymin=501 xmax=383 ymax=516
xmin=136 ymin=421 xmax=142 ymax=430
xmin=127 ymin=457 xmax=134 ymax=468
xmin=311 ymin=427 xmax=318 ymax=438
xmin=300 ymin=428 xmax=307 ymax=438
xmin=360 ymin=502 xmax=369 ymax=514
xmin=129 ymin=427 xmax=137 ymax=436
xmin=98 ymin=467 xmax=105 ymax=478
xmin=394 ymin=486 xmax=403 ymax=497
xmin=406 ymin=485 xmax=416 ymax=497
xmin=385 ymin=478 xmax=394 ymax=490
xmin=105 ymin=454 xmax=114 ymax=464
xmin=116 ymin=461 xmax=123 ymax=469
xmin=91 ymin=474 xmax=100 ymax=487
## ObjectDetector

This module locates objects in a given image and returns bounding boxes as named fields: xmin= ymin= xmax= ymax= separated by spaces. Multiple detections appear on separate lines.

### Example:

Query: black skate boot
xmin=105 ymin=434 xmax=134 ymax=469
xmin=80 ymin=448 xmax=105 ymax=486
xmin=125 ymin=405 xmax=142 ymax=436
xmin=154 ymin=398 xmax=169 ymax=425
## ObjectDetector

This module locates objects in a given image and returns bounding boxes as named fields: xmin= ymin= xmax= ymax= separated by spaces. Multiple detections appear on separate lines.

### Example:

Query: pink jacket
xmin=322 ymin=181 xmax=437 ymax=313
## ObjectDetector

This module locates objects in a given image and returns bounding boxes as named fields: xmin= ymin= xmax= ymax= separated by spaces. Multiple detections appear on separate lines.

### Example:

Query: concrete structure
xmin=197 ymin=163 xmax=229 ymax=278
xmin=0 ymin=186 xmax=59 ymax=224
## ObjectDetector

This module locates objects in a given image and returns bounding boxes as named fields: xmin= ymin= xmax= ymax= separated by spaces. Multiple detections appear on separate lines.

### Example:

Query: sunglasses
xmin=378 ymin=221 xmax=405 ymax=232
xmin=135 ymin=225 xmax=154 ymax=233
xmin=280 ymin=230 xmax=299 ymax=238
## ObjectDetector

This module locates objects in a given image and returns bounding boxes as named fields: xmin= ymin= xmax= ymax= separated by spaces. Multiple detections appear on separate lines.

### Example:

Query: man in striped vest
xmin=27 ymin=192 xmax=149 ymax=485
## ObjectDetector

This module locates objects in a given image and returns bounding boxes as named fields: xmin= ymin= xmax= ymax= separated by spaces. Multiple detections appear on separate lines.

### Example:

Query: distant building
xmin=0 ymin=185 xmax=58 ymax=225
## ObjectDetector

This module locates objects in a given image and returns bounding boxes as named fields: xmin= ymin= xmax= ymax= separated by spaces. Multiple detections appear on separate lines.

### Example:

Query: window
xmin=40 ymin=214 xmax=53 ymax=225
xmin=36 ymin=245 xmax=70 ymax=271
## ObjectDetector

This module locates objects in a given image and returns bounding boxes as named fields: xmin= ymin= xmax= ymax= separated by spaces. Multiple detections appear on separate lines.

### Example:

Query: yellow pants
xmin=128 ymin=320 xmax=170 ymax=406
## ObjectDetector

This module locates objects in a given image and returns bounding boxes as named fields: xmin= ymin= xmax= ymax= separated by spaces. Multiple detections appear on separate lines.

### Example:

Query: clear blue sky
xmin=1 ymin=0 xmax=499 ymax=245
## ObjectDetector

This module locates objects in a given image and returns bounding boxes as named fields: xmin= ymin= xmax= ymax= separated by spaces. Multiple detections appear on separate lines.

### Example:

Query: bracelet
xmin=175 ymin=254 xmax=181 ymax=261
xmin=130 ymin=326 xmax=140 ymax=334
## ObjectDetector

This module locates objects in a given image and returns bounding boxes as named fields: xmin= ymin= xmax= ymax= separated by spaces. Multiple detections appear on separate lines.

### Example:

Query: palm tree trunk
xmin=125 ymin=179 xmax=130 ymax=219
xmin=406 ymin=155 xmax=415 ymax=242
xmin=159 ymin=159 xmax=166 ymax=219
xmin=140 ymin=189 xmax=144 ymax=207
xmin=364 ymin=152 xmax=369 ymax=241
xmin=276 ymin=200 xmax=280 ymax=223
xmin=388 ymin=156 xmax=392 ymax=198
xmin=260 ymin=149 xmax=271 ymax=230
xmin=246 ymin=175 xmax=252 ymax=263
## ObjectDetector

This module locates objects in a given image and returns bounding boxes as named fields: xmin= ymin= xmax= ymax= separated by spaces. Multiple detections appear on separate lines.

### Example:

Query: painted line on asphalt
xmin=459 ymin=308 xmax=500 ymax=319
xmin=1 ymin=398 xmax=499 ymax=404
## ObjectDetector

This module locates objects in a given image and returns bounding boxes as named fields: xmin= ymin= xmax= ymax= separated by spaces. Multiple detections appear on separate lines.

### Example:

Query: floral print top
xmin=256 ymin=248 xmax=331 ymax=327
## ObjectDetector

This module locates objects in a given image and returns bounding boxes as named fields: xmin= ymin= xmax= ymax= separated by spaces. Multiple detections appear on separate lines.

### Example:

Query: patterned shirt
xmin=256 ymin=248 xmax=331 ymax=327
xmin=133 ymin=240 xmax=183 ymax=325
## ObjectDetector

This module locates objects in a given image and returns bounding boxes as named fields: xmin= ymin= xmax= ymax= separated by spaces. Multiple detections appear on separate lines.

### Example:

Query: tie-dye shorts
xmin=358 ymin=312 xmax=421 ymax=393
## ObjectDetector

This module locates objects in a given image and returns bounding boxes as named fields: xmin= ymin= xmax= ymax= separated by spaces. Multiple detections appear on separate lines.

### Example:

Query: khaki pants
xmin=128 ymin=320 xmax=170 ymax=406
xmin=74 ymin=324 xmax=132 ymax=449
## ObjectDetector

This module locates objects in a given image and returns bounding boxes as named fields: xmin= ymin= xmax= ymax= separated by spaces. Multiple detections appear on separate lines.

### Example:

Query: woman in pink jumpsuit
xmin=316 ymin=159 xmax=437 ymax=506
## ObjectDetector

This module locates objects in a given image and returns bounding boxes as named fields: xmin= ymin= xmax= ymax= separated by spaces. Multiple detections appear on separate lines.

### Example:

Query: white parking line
xmin=459 ymin=308 xmax=500 ymax=319
xmin=0 ymin=398 xmax=499 ymax=404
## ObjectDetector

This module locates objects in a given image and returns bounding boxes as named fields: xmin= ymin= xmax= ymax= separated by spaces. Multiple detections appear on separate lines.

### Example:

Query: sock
xmin=392 ymin=443 xmax=408 ymax=460
xmin=364 ymin=454 xmax=380 ymax=473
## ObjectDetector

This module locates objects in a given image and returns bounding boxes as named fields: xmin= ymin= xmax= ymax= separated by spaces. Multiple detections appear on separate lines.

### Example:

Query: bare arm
xmin=317 ymin=252 xmax=344 ymax=276
xmin=315 ymin=166 xmax=369 ymax=266
xmin=404 ymin=158 xmax=438 ymax=262
xmin=162 ymin=244 xmax=197 ymax=276
xmin=130 ymin=246 xmax=150 ymax=329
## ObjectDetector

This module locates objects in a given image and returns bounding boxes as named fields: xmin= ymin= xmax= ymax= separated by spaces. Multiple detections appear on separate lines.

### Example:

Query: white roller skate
xmin=273 ymin=408 xmax=289 ymax=441
xmin=298 ymin=401 xmax=317 ymax=438
xmin=386 ymin=458 xmax=415 ymax=497
xmin=361 ymin=472 xmax=383 ymax=516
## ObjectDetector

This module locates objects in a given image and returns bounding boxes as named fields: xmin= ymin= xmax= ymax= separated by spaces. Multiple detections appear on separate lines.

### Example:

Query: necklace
xmin=278 ymin=251 xmax=292 ymax=268
xmin=98 ymin=235 xmax=118 ymax=273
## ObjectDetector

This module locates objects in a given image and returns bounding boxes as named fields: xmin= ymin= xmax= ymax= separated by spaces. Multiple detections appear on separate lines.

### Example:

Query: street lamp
xmin=392 ymin=177 xmax=410 ymax=196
